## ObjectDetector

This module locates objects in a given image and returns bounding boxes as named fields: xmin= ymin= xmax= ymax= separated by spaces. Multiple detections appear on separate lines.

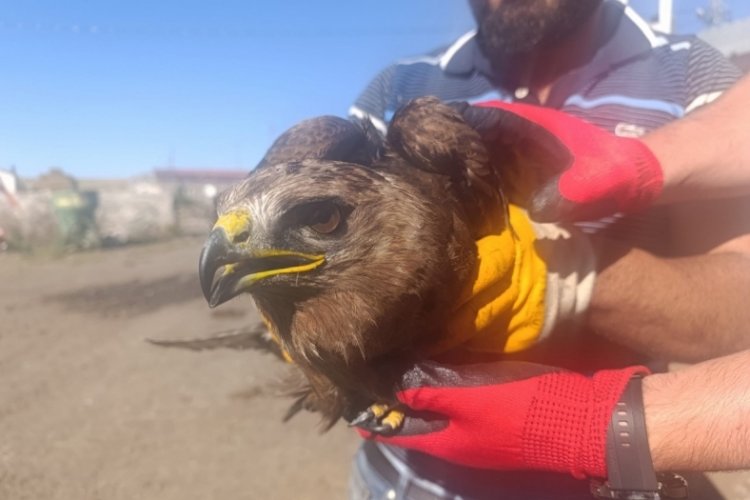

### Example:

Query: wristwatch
xmin=590 ymin=375 xmax=688 ymax=500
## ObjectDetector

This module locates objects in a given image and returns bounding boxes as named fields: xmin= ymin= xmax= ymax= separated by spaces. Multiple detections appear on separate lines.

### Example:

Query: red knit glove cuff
xmin=558 ymin=136 xmax=663 ymax=215
xmin=521 ymin=366 xmax=650 ymax=479
xmin=625 ymin=137 xmax=664 ymax=212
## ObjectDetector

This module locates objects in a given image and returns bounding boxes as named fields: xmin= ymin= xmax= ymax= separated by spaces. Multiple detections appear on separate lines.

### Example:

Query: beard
xmin=473 ymin=0 xmax=602 ymax=61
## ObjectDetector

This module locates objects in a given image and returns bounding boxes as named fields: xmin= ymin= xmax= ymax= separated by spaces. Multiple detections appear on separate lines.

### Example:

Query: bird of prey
xmin=198 ymin=97 xmax=521 ymax=431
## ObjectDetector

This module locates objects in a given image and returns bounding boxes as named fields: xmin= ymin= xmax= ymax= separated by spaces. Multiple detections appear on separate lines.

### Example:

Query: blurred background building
xmin=0 ymin=166 xmax=245 ymax=252
xmin=699 ymin=16 xmax=750 ymax=71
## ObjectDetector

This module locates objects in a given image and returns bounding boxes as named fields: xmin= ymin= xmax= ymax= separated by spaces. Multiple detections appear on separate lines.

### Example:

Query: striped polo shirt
xmin=351 ymin=1 xmax=739 ymax=135
xmin=350 ymin=0 xmax=741 ymax=251
xmin=350 ymin=4 xmax=744 ymax=487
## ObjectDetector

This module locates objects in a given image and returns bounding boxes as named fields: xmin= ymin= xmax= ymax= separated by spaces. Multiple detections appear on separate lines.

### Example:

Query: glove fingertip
xmin=529 ymin=182 xmax=568 ymax=223
xmin=395 ymin=387 xmax=424 ymax=407
xmin=396 ymin=386 xmax=451 ymax=414
xmin=530 ymin=180 xmax=621 ymax=223
xmin=355 ymin=427 xmax=373 ymax=439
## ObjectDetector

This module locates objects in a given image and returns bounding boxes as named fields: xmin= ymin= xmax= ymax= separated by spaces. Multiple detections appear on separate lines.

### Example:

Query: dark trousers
xmin=349 ymin=442 xmax=596 ymax=500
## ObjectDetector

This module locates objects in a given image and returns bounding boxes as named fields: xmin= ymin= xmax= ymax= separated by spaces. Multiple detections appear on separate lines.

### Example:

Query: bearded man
xmin=349 ymin=1 xmax=747 ymax=499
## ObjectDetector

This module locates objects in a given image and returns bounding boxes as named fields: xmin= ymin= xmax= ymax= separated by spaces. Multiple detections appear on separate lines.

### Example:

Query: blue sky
xmin=1 ymin=0 xmax=748 ymax=179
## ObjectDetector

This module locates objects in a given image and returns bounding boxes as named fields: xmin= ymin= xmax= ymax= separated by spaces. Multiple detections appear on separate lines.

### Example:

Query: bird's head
xmin=199 ymin=157 xmax=477 ymax=406
xmin=199 ymin=98 xmax=512 ymax=422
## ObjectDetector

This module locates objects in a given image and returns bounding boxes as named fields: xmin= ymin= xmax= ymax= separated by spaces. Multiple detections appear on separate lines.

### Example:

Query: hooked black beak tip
xmin=199 ymin=228 xmax=230 ymax=304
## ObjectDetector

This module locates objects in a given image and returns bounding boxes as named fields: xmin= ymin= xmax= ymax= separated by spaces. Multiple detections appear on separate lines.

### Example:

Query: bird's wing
xmin=387 ymin=97 xmax=501 ymax=199
xmin=445 ymin=101 xmax=572 ymax=206
xmin=387 ymin=96 xmax=506 ymax=235
xmin=146 ymin=323 xmax=286 ymax=358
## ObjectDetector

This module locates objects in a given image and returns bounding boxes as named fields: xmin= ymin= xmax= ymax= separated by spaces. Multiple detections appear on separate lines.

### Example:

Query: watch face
xmin=656 ymin=473 xmax=689 ymax=499
xmin=590 ymin=472 xmax=688 ymax=499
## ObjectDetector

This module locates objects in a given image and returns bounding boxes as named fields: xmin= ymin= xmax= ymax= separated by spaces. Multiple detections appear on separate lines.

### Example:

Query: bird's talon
xmin=368 ymin=403 xmax=389 ymax=419
xmin=382 ymin=408 xmax=405 ymax=430
xmin=348 ymin=408 xmax=376 ymax=428
xmin=370 ymin=417 xmax=403 ymax=436
xmin=350 ymin=403 xmax=405 ymax=435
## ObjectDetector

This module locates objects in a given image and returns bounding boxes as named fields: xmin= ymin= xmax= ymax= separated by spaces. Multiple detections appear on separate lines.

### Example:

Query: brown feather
xmin=255 ymin=115 xmax=382 ymax=170
xmin=387 ymin=97 xmax=508 ymax=237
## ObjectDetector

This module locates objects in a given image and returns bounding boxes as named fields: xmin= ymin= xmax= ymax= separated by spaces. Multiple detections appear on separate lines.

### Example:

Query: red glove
xmin=450 ymin=100 xmax=663 ymax=222
xmin=362 ymin=361 xmax=648 ymax=479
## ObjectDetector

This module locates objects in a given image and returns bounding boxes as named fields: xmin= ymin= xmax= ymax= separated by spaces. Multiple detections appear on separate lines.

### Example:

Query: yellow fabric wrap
xmin=261 ymin=205 xmax=548 ymax=363
xmin=427 ymin=204 xmax=548 ymax=355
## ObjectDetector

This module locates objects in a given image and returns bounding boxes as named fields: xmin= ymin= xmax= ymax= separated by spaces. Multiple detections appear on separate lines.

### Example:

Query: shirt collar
xmin=442 ymin=1 xmax=667 ymax=83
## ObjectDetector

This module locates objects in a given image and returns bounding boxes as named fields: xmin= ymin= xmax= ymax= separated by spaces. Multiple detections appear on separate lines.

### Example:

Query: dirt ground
xmin=0 ymin=237 xmax=358 ymax=500
xmin=1 ymin=238 xmax=748 ymax=500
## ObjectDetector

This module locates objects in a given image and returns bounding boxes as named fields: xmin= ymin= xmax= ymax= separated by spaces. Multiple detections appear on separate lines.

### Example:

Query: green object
xmin=51 ymin=190 xmax=99 ymax=249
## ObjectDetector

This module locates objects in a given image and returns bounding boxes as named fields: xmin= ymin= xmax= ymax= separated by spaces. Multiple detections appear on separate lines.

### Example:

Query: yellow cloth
xmin=263 ymin=204 xmax=549 ymax=362
xmin=427 ymin=204 xmax=548 ymax=355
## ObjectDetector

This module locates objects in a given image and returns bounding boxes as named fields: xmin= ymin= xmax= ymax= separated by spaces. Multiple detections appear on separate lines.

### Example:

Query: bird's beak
xmin=199 ymin=209 xmax=325 ymax=308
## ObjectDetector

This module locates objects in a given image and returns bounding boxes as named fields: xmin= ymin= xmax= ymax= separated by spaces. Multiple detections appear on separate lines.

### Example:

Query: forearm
xmin=646 ymin=74 xmax=750 ymax=204
xmin=588 ymin=240 xmax=750 ymax=362
xmin=644 ymin=350 xmax=750 ymax=471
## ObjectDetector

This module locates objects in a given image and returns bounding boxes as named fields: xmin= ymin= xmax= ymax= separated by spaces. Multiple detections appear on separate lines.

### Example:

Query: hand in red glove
xmin=361 ymin=360 xmax=648 ymax=479
xmin=448 ymin=100 xmax=663 ymax=222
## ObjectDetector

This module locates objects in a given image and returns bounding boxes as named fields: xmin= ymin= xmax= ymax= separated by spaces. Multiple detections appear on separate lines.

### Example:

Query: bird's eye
xmin=308 ymin=205 xmax=341 ymax=234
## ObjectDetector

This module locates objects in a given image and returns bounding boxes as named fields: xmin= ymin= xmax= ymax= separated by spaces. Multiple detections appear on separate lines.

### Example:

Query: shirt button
xmin=514 ymin=87 xmax=530 ymax=99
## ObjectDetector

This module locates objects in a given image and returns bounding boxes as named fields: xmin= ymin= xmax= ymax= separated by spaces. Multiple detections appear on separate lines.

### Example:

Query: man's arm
xmin=456 ymin=76 xmax=750 ymax=360
xmin=589 ymin=233 xmax=750 ymax=362
xmin=462 ymin=74 xmax=750 ymax=221
xmin=584 ymin=71 xmax=750 ymax=362
xmin=644 ymin=349 xmax=750 ymax=471
xmin=647 ymin=73 xmax=750 ymax=204
xmin=368 ymin=351 xmax=750 ymax=475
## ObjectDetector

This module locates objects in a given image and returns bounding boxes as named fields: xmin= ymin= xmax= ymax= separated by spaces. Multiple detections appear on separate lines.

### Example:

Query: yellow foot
xmin=349 ymin=403 xmax=405 ymax=435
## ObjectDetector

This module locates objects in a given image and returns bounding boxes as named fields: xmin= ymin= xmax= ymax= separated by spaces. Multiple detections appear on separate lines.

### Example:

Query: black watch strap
xmin=592 ymin=375 xmax=688 ymax=499
xmin=605 ymin=374 xmax=659 ymax=492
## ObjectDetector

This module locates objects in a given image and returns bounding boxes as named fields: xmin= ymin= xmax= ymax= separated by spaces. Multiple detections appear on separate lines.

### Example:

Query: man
xmin=352 ymin=0 xmax=746 ymax=362
xmin=349 ymin=1 xmax=748 ymax=498
xmin=359 ymin=76 xmax=750 ymax=497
